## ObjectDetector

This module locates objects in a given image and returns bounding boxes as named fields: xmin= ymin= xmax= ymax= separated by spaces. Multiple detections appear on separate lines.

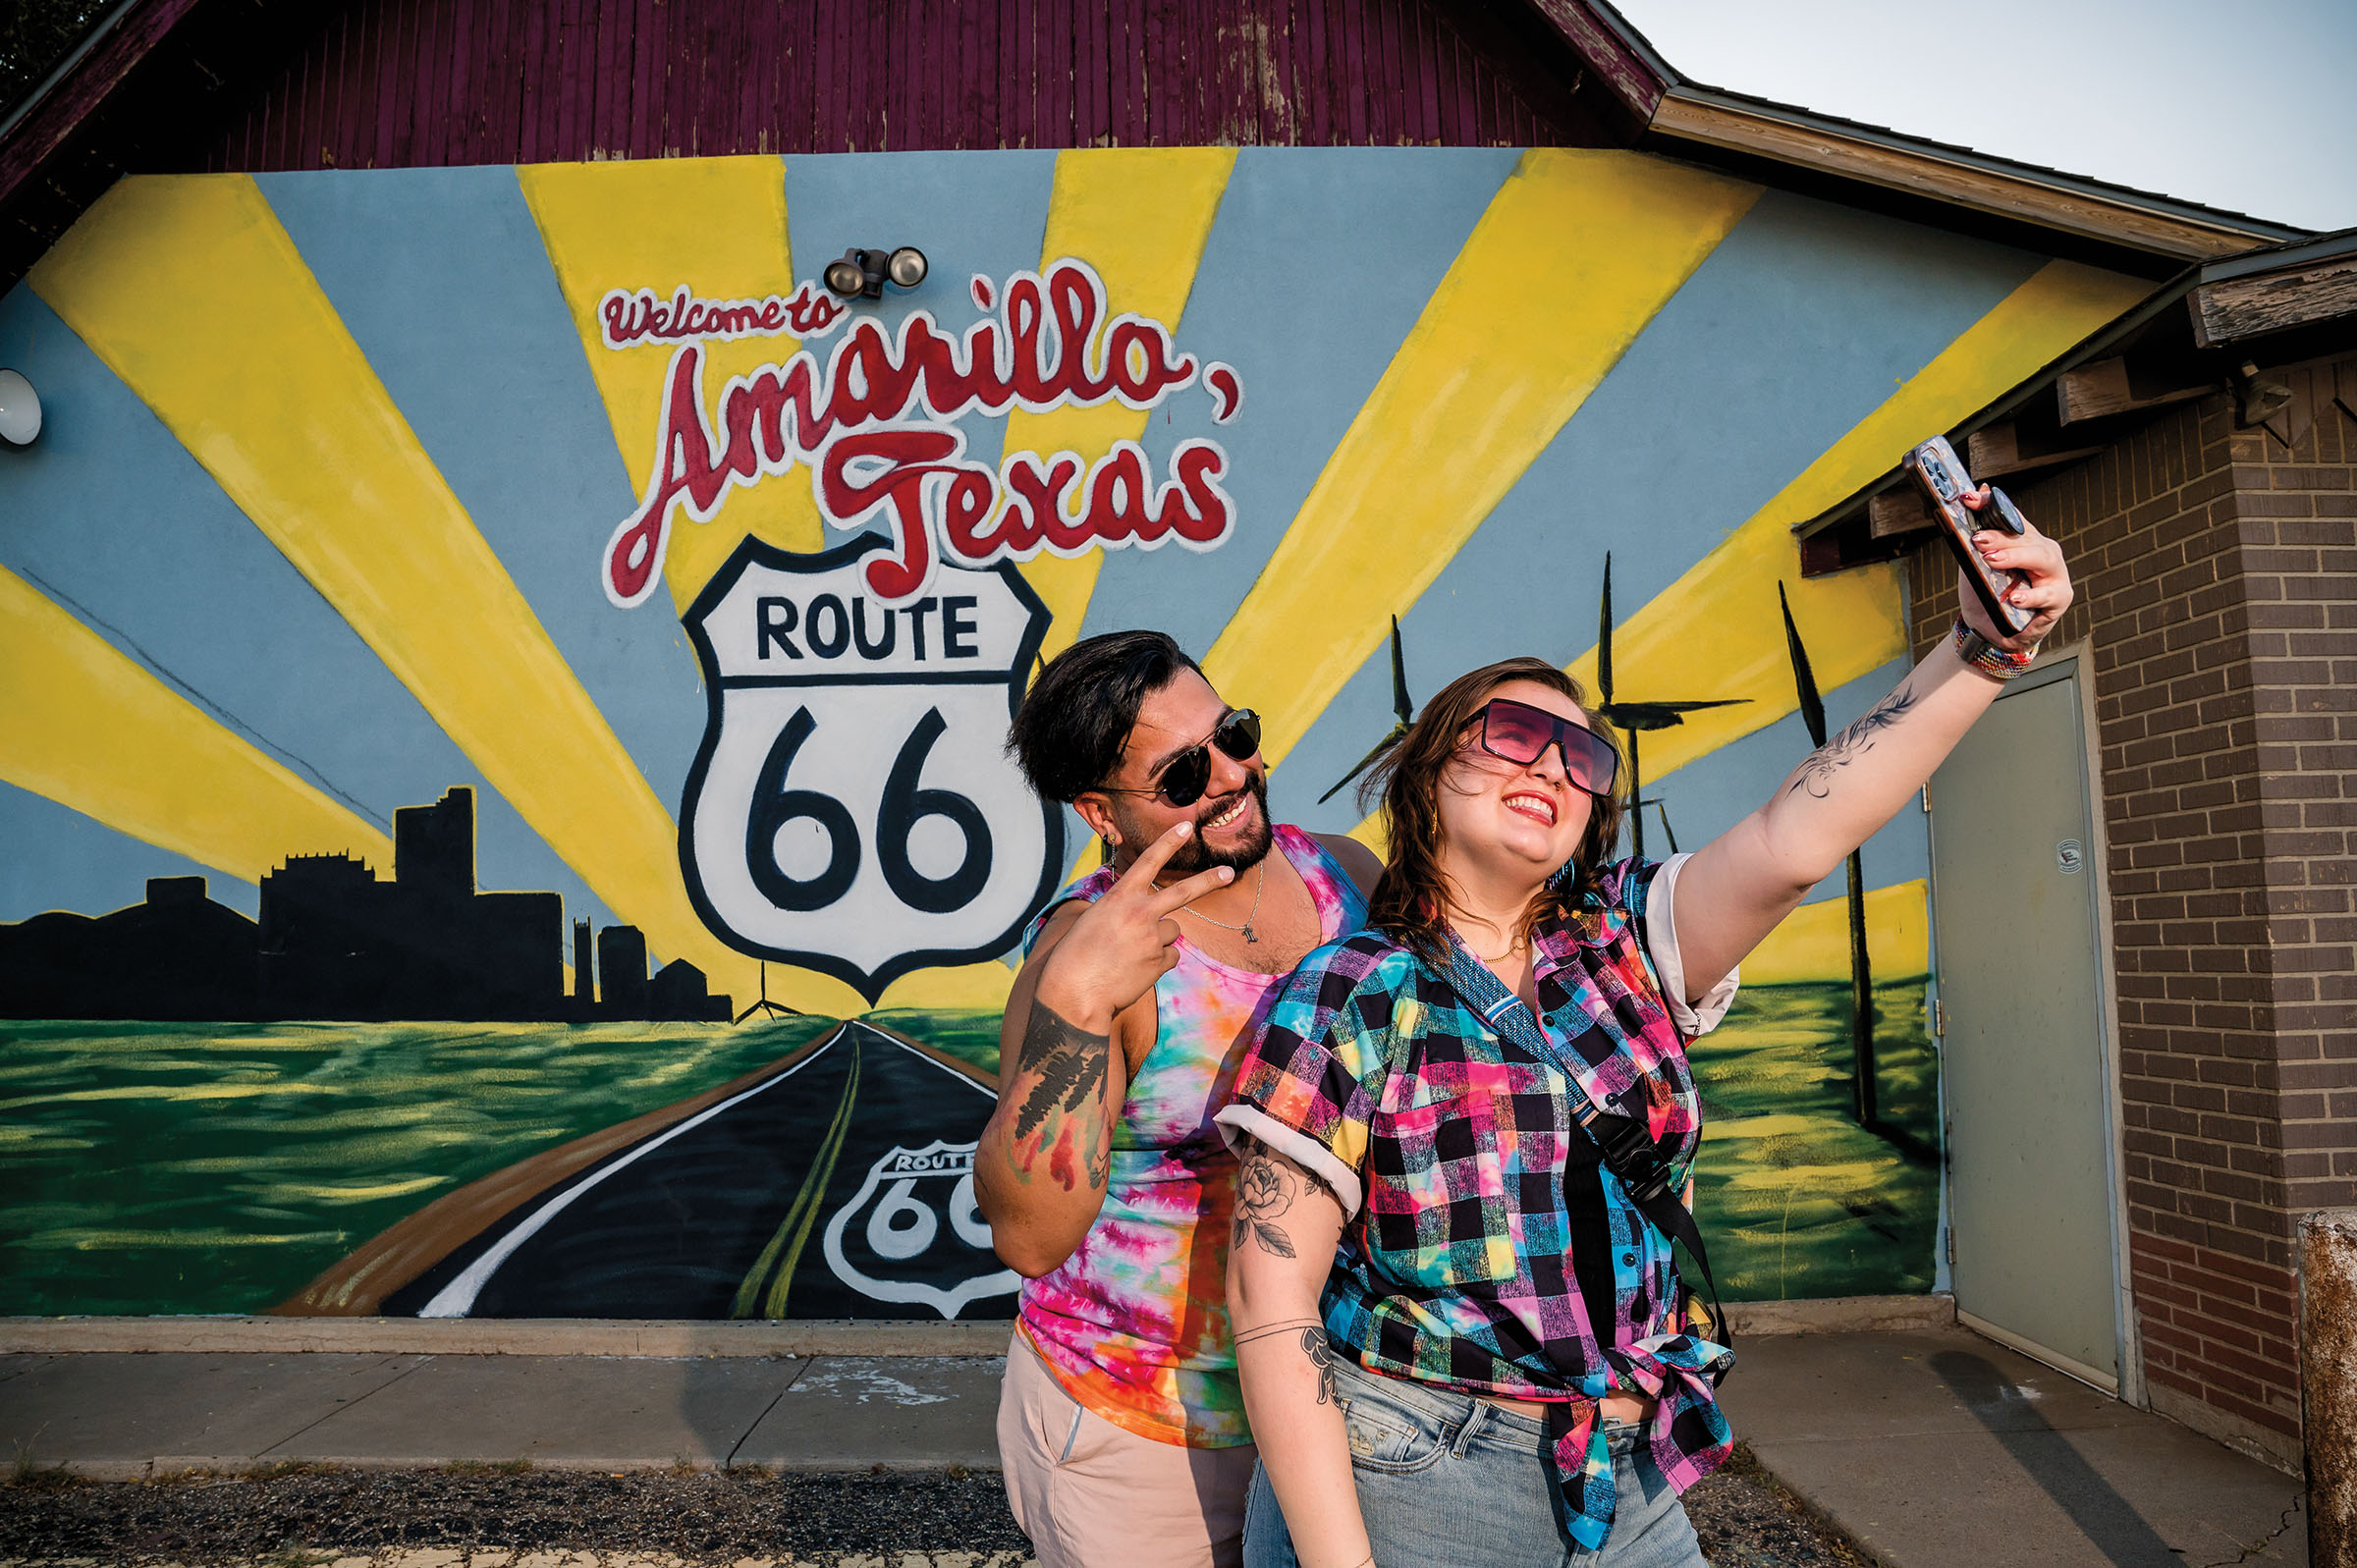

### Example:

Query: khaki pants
xmin=997 ymin=1332 xmax=1257 ymax=1568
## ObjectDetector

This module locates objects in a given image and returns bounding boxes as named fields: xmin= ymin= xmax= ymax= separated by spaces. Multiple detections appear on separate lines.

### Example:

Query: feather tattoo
xmin=1787 ymin=684 xmax=1922 ymax=799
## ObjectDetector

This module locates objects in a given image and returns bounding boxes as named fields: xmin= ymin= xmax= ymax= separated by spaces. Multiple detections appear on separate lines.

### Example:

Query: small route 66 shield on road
xmin=679 ymin=534 xmax=1064 ymax=1000
xmin=824 ymin=1137 xmax=1017 ymax=1318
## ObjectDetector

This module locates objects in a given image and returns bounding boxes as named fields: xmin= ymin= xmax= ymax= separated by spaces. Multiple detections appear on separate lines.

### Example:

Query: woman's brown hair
xmin=1360 ymin=656 xmax=1627 ymax=963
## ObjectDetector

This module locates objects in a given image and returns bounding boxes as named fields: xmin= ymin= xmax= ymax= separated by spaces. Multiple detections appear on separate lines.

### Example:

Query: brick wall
xmin=1905 ymin=353 xmax=2357 ymax=1471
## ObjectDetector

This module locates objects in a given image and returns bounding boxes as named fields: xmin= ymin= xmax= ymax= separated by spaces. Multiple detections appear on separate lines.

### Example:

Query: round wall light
xmin=822 ymin=254 xmax=868 ymax=297
xmin=821 ymin=246 xmax=930 ymax=300
xmin=0 ymin=369 xmax=40 ymax=448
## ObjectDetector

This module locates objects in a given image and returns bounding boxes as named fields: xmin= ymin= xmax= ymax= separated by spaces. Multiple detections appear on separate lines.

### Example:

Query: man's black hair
xmin=1008 ymin=629 xmax=1203 ymax=803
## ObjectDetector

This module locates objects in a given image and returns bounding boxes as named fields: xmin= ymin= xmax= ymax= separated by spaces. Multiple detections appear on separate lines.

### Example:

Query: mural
xmin=0 ymin=146 xmax=2153 ymax=1319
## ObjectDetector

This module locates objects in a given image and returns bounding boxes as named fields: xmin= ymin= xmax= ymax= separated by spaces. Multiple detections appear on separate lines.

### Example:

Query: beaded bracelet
xmin=1953 ymin=617 xmax=2037 ymax=681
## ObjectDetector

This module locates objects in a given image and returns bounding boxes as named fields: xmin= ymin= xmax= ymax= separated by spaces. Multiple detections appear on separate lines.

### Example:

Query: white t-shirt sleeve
xmin=1646 ymin=852 xmax=1738 ymax=1036
xmin=1214 ymin=1105 xmax=1366 ymax=1218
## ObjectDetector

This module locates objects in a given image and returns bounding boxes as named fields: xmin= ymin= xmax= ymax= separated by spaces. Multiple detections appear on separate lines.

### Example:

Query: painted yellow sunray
xmin=0 ymin=563 xmax=397 ymax=888
xmin=1343 ymin=259 xmax=2150 ymax=852
xmin=521 ymin=156 xmax=829 ymax=609
xmin=1559 ymin=259 xmax=2153 ymax=785
xmin=30 ymin=174 xmax=853 ymax=1015
xmin=1205 ymin=149 xmax=1763 ymax=770
xmin=1012 ymin=146 xmax=1238 ymax=667
xmin=1737 ymin=880 xmax=1929 ymax=986
xmin=912 ymin=145 xmax=1240 ymax=954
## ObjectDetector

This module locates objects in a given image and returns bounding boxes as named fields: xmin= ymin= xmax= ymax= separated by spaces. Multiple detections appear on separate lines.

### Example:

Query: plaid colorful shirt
xmin=1215 ymin=855 xmax=1736 ymax=1549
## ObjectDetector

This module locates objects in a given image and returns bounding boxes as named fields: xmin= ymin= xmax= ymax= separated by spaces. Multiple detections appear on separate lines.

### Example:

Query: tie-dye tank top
xmin=1016 ymin=824 xmax=1369 ymax=1447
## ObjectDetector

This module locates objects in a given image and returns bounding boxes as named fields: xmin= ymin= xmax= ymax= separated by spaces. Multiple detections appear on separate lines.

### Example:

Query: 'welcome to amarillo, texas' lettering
xmin=602 ymin=258 xmax=1242 ymax=608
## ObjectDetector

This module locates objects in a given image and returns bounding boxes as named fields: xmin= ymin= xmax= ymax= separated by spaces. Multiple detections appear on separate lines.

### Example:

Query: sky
xmin=1612 ymin=0 xmax=2357 ymax=234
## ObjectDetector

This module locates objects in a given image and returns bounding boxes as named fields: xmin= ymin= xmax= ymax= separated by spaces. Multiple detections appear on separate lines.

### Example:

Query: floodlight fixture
xmin=0 ymin=369 xmax=40 ymax=448
xmin=821 ymin=245 xmax=930 ymax=299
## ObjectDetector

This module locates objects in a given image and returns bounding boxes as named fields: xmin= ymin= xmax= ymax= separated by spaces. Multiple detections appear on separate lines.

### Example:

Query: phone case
xmin=1904 ymin=435 xmax=2037 ymax=635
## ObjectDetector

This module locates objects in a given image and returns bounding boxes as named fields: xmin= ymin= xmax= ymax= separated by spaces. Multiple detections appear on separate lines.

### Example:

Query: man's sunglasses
xmin=1472 ymin=698 xmax=1619 ymax=797
xmin=1099 ymin=709 xmax=1262 ymax=808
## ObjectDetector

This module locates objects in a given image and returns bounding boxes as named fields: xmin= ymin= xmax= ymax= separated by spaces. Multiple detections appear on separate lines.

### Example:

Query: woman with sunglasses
xmin=1214 ymin=509 xmax=2069 ymax=1566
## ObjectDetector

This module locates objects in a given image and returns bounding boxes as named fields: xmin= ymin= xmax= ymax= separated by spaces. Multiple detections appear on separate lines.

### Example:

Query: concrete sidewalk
xmin=1718 ymin=1327 xmax=2306 ymax=1568
xmin=0 ymin=1351 xmax=1006 ymax=1478
xmin=0 ymin=1325 xmax=2309 ymax=1567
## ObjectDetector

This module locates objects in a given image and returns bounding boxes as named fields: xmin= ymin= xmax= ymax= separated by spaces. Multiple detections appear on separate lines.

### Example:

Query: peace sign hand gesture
xmin=1032 ymin=822 xmax=1237 ymax=1033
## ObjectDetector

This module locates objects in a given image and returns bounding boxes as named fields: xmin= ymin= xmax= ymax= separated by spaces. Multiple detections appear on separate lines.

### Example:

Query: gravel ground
xmin=0 ymin=1450 xmax=1866 ymax=1566
xmin=1685 ymin=1447 xmax=1873 ymax=1567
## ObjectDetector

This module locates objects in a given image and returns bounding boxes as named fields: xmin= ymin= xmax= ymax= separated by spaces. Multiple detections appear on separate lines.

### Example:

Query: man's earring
xmin=1100 ymin=834 xmax=1118 ymax=865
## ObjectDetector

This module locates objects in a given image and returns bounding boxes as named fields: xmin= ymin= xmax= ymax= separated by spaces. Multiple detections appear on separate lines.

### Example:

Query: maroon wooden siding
xmin=201 ymin=0 xmax=1622 ymax=173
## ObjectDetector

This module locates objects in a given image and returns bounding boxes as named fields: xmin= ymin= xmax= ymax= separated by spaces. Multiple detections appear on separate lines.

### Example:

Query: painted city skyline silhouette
xmin=0 ymin=786 xmax=730 ymax=1023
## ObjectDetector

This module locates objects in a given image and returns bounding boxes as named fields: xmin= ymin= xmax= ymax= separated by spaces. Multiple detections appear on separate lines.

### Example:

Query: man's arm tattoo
xmin=1008 ymin=1002 xmax=1111 ymax=1193
xmin=1786 ymin=683 xmax=1921 ymax=799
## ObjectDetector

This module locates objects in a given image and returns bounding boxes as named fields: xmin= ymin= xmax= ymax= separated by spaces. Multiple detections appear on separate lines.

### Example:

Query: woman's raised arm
xmin=1669 ymin=497 xmax=2073 ymax=997
xmin=1227 ymin=1136 xmax=1372 ymax=1568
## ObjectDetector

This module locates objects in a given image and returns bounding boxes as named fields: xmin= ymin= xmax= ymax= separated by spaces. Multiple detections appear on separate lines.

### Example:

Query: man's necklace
xmin=1175 ymin=858 xmax=1266 ymax=944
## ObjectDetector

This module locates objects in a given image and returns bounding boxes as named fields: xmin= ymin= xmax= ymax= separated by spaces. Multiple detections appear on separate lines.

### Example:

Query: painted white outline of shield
xmin=821 ymin=1138 xmax=1020 ymax=1319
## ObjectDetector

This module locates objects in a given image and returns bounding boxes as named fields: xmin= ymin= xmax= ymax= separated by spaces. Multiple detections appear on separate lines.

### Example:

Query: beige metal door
xmin=1928 ymin=660 xmax=2120 ymax=1388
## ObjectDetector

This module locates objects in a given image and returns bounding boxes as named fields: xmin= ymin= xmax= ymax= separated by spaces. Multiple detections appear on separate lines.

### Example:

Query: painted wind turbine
xmin=1648 ymin=800 xmax=1680 ymax=856
xmin=1781 ymin=581 xmax=1877 ymax=1126
xmin=1593 ymin=554 xmax=1746 ymax=862
xmin=1318 ymin=617 xmax=1414 ymax=805
xmin=735 ymin=961 xmax=800 ymax=1024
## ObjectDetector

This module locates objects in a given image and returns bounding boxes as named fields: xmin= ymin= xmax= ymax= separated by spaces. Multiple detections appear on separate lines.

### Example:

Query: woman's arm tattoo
xmin=1302 ymin=1326 xmax=1340 ymax=1405
xmin=1233 ymin=1316 xmax=1324 ymax=1346
xmin=1008 ymin=1002 xmax=1111 ymax=1192
xmin=1233 ymin=1140 xmax=1335 ymax=1258
xmin=1234 ymin=1317 xmax=1342 ymax=1404
xmin=1786 ymin=683 xmax=1922 ymax=799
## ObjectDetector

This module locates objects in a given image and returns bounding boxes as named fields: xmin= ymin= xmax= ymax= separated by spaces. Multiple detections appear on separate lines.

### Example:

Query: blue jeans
xmin=1243 ymin=1355 xmax=1706 ymax=1568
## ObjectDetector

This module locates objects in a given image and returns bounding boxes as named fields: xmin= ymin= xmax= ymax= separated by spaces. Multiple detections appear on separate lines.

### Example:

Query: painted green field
xmin=864 ymin=1008 xmax=1005 ymax=1077
xmin=0 ymin=1015 xmax=839 ymax=1316
xmin=0 ymin=978 xmax=1935 ymax=1316
xmin=1687 ymin=977 xmax=1942 ymax=1300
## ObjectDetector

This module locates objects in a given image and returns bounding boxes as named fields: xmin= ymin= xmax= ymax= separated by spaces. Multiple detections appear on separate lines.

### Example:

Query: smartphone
xmin=1904 ymin=435 xmax=2037 ymax=636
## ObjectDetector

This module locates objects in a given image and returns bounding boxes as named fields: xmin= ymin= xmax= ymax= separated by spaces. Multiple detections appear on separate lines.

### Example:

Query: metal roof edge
xmin=1553 ymin=0 xmax=1681 ymax=85
xmin=2195 ymin=226 xmax=2357 ymax=285
xmin=0 ymin=0 xmax=146 ymax=148
xmin=1511 ymin=0 xmax=1674 ymax=125
xmin=1647 ymin=84 xmax=2308 ymax=261
xmin=0 ymin=0 xmax=206 ymax=210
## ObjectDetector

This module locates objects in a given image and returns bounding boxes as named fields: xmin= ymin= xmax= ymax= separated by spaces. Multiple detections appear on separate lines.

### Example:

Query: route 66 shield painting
xmin=823 ymin=1138 xmax=1017 ymax=1320
xmin=678 ymin=534 xmax=1065 ymax=1001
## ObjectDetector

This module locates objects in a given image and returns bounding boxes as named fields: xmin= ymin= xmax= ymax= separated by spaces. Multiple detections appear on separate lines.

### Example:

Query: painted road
xmin=380 ymin=1023 xmax=1018 ymax=1321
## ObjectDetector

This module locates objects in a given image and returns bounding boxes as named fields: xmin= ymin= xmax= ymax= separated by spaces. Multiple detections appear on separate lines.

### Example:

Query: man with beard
xmin=977 ymin=629 xmax=1380 ymax=1568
